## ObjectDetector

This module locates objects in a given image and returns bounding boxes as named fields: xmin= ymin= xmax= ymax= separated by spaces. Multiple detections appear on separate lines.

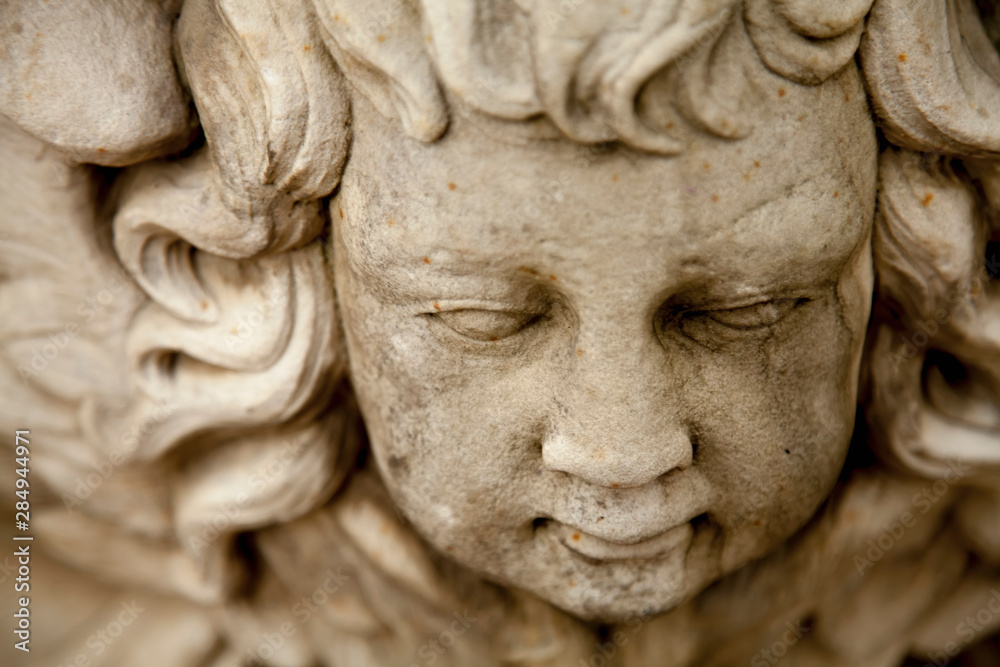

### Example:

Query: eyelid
xmin=669 ymin=297 xmax=809 ymax=347
xmin=423 ymin=299 xmax=551 ymax=344
xmin=422 ymin=299 xmax=543 ymax=313
xmin=700 ymin=297 xmax=805 ymax=330
xmin=432 ymin=309 xmax=542 ymax=342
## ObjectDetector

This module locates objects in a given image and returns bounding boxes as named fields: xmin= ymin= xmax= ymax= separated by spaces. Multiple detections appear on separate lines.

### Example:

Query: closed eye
xmin=432 ymin=309 xmax=543 ymax=342
xmin=672 ymin=297 xmax=809 ymax=347
xmin=700 ymin=298 xmax=806 ymax=330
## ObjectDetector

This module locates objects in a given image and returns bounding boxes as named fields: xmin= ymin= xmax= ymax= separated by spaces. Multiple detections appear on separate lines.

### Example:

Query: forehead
xmin=338 ymin=73 xmax=876 ymax=292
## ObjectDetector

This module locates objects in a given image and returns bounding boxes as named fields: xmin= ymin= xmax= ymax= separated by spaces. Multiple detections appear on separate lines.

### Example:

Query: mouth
xmin=534 ymin=515 xmax=705 ymax=563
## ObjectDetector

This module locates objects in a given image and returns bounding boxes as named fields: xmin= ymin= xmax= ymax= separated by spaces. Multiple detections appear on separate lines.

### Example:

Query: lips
xmin=544 ymin=519 xmax=694 ymax=562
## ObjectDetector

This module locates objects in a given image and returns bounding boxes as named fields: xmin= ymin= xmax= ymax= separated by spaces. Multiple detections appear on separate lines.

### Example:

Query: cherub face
xmin=333 ymin=69 xmax=876 ymax=621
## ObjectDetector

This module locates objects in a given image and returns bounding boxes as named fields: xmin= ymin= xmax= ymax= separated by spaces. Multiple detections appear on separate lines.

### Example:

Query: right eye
xmin=432 ymin=309 xmax=542 ymax=342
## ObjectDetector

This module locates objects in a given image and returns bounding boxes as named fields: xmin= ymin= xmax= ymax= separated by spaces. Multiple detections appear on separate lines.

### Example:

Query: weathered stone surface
xmin=1 ymin=1 xmax=999 ymax=666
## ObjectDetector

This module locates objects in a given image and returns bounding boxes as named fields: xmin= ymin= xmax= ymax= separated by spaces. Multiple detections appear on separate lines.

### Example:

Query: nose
xmin=541 ymin=340 xmax=694 ymax=489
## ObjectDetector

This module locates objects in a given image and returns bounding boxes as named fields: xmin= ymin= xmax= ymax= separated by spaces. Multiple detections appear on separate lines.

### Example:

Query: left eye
xmin=432 ymin=309 xmax=541 ymax=341
xmin=674 ymin=297 xmax=807 ymax=346
xmin=701 ymin=298 xmax=804 ymax=330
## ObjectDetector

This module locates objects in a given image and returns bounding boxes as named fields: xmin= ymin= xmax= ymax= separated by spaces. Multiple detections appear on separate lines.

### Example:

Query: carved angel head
xmin=2 ymin=0 xmax=999 ymax=664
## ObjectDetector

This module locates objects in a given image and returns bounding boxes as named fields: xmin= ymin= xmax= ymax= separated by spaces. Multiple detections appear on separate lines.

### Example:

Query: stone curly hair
xmin=2 ymin=0 xmax=999 ymax=659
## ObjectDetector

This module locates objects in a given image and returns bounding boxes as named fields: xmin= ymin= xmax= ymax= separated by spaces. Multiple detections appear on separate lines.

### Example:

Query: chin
xmin=507 ymin=561 xmax=696 ymax=624
xmin=545 ymin=583 xmax=690 ymax=624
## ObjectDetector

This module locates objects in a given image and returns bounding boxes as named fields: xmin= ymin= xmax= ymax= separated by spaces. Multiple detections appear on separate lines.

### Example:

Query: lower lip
xmin=545 ymin=520 xmax=695 ymax=563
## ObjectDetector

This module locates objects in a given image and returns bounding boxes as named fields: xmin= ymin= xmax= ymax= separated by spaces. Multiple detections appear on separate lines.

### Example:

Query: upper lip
xmin=543 ymin=505 xmax=703 ymax=545
xmin=538 ymin=473 xmax=711 ymax=544
xmin=545 ymin=519 xmax=695 ymax=561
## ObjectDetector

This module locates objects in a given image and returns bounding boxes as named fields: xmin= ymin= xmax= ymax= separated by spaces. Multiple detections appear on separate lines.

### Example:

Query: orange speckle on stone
xmin=568 ymin=580 xmax=575 ymax=587
xmin=433 ymin=301 xmax=441 ymax=310
xmin=377 ymin=34 xmax=386 ymax=43
xmin=753 ymin=519 xmax=762 ymax=527
xmin=446 ymin=545 xmax=454 ymax=551
xmin=844 ymin=93 xmax=851 ymax=102
xmin=898 ymin=53 xmax=907 ymax=62
xmin=423 ymin=257 xmax=431 ymax=264
xmin=549 ymin=274 xmax=558 ymax=281
xmin=426 ymin=34 xmax=433 ymax=43
xmin=577 ymin=348 xmax=583 ymax=357
xmin=711 ymin=194 xmax=719 ymax=203
xmin=703 ymin=162 xmax=711 ymax=171
xmin=778 ymin=88 xmax=786 ymax=98
xmin=753 ymin=160 xmax=761 ymax=168
xmin=665 ymin=121 xmax=675 ymax=129
xmin=338 ymin=207 xmax=344 ymax=219
xmin=447 ymin=182 xmax=457 ymax=191
xmin=921 ymin=192 xmax=934 ymax=206
xmin=229 ymin=326 xmax=238 ymax=334
xmin=833 ymin=190 xmax=839 ymax=198
xmin=572 ymin=533 xmax=580 ymax=541
xmin=199 ymin=301 xmax=208 ymax=310
xmin=610 ymin=483 xmax=620 ymax=489
xmin=612 ymin=174 xmax=619 ymax=182
xmin=388 ymin=218 xmax=395 ymax=227
xmin=518 ymin=266 xmax=539 ymax=276
xmin=620 ymin=7 xmax=630 ymax=14
xmin=303 ymin=45 xmax=311 ymax=52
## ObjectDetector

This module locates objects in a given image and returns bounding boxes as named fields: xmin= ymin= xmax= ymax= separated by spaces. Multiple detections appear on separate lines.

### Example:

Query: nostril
xmin=543 ymin=429 xmax=692 ymax=488
xmin=532 ymin=517 xmax=550 ymax=531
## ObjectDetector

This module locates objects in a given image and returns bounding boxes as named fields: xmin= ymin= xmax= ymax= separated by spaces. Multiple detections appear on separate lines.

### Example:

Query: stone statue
xmin=1 ymin=1 xmax=999 ymax=665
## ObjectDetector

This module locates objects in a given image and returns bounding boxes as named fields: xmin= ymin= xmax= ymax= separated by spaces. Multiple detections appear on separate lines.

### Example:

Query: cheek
xmin=686 ymin=293 xmax=862 ymax=540
xmin=336 ymin=285 xmax=545 ymax=535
